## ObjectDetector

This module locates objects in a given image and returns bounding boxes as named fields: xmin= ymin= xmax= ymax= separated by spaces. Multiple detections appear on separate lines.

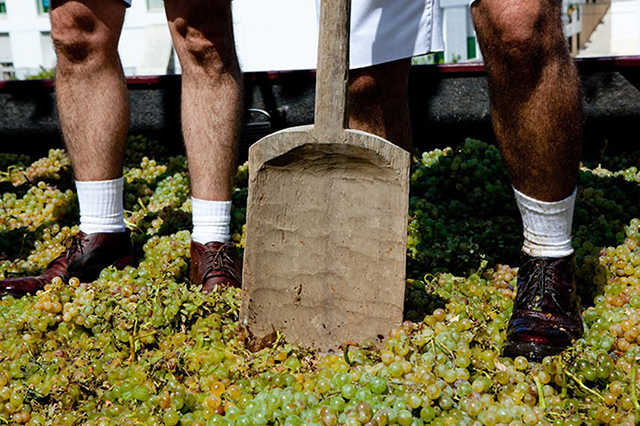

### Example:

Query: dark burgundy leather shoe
xmin=503 ymin=254 xmax=584 ymax=361
xmin=0 ymin=231 xmax=135 ymax=297
xmin=190 ymin=241 xmax=241 ymax=292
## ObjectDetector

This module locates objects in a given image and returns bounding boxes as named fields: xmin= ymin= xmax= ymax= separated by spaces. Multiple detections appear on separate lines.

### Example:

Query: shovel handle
xmin=314 ymin=0 xmax=351 ymax=138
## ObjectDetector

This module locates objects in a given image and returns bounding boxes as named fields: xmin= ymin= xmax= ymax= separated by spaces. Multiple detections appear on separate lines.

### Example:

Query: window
xmin=0 ymin=34 xmax=13 ymax=79
xmin=0 ymin=33 xmax=11 ymax=62
xmin=37 ymin=0 xmax=50 ymax=14
xmin=41 ymin=32 xmax=55 ymax=70
xmin=0 ymin=62 xmax=15 ymax=80
xmin=467 ymin=36 xmax=477 ymax=60
xmin=147 ymin=0 xmax=164 ymax=11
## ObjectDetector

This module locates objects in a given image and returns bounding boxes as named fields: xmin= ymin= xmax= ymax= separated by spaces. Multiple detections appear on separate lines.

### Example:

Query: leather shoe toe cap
xmin=0 ymin=277 xmax=46 ymax=297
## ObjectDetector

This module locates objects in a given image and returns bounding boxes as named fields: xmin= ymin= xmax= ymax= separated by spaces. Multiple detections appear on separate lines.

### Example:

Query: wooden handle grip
xmin=314 ymin=0 xmax=351 ymax=138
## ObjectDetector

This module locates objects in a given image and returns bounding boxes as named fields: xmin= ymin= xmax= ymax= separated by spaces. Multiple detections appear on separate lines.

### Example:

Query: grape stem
xmin=0 ymin=165 xmax=20 ymax=182
xmin=434 ymin=337 xmax=456 ymax=360
xmin=342 ymin=342 xmax=358 ymax=365
xmin=632 ymin=363 xmax=640 ymax=419
xmin=137 ymin=198 xmax=148 ymax=212
xmin=128 ymin=318 xmax=139 ymax=362
xmin=123 ymin=215 xmax=138 ymax=231
xmin=563 ymin=369 xmax=604 ymax=402
xmin=533 ymin=376 xmax=546 ymax=410
xmin=560 ymin=369 xmax=568 ymax=399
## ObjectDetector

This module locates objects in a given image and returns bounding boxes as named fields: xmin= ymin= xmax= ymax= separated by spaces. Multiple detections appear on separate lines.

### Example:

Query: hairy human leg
xmin=349 ymin=58 xmax=413 ymax=152
xmin=165 ymin=0 xmax=243 ymax=290
xmin=472 ymin=0 xmax=584 ymax=359
xmin=165 ymin=0 xmax=242 ymax=202
xmin=0 ymin=0 xmax=134 ymax=296
xmin=51 ymin=0 xmax=129 ymax=181
xmin=471 ymin=0 xmax=582 ymax=202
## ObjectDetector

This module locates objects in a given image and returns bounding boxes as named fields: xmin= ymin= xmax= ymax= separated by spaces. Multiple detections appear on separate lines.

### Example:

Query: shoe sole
xmin=502 ymin=341 xmax=568 ymax=361
xmin=0 ymin=255 xmax=138 ymax=298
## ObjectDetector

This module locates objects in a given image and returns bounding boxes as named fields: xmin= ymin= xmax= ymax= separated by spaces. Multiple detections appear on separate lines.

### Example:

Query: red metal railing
xmin=1 ymin=56 xmax=638 ymax=90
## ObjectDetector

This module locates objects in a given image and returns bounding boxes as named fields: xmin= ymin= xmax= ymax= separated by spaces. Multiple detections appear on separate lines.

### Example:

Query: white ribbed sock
xmin=191 ymin=197 xmax=231 ymax=244
xmin=513 ymin=186 xmax=576 ymax=258
xmin=76 ymin=177 xmax=126 ymax=234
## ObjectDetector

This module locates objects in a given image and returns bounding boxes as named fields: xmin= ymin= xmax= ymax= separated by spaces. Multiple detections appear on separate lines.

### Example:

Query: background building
xmin=0 ymin=0 xmax=634 ymax=80
xmin=0 ymin=0 xmax=319 ymax=79
xmin=579 ymin=0 xmax=640 ymax=57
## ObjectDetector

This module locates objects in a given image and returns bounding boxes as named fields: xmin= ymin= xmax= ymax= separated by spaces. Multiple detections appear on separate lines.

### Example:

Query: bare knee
xmin=349 ymin=60 xmax=409 ymax=111
xmin=350 ymin=70 xmax=383 ymax=110
xmin=51 ymin=2 xmax=121 ymax=69
xmin=169 ymin=3 xmax=238 ymax=75
xmin=472 ymin=0 xmax=562 ymax=65
xmin=348 ymin=61 xmax=412 ymax=149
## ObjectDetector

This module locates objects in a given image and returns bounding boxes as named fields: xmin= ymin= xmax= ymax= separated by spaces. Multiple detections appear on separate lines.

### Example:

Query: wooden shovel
xmin=239 ymin=0 xmax=411 ymax=352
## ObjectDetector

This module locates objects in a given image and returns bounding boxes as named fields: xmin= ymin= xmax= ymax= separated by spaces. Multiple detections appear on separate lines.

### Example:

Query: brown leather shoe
xmin=503 ymin=254 xmax=584 ymax=361
xmin=0 ymin=231 xmax=135 ymax=297
xmin=190 ymin=241 xmax=241 ymax=292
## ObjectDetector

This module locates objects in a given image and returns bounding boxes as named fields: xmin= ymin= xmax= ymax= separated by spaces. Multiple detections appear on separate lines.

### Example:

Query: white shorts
xmin=317 ymin=0 xmax=444 ymax=69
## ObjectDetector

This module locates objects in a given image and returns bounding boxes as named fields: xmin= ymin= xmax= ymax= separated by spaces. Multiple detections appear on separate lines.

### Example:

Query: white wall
xmin=2 ymin=0 xmax=637 ymax=78
xmin=579 ymin=0 xmax=640 ymax=57
xmin=233 ymin=0 xmax=318 ymax=72
xmin=120 ymin=0 xmax=172 ymax=75
xmin=0 ymin=0 xmax=496 ymax=78
xmin=0 ymin=33 xmax=11 ymax=63
xmin=0 ymin=0 xmax=50 ymax=78
xmin=442 ymin=5 xmax=469 ymax=62
xmin=610 ymin=0 xmax=640 ymax=55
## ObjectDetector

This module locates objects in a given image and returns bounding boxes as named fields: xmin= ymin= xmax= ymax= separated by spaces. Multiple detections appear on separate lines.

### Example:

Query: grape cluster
xmin=0 ymin=153 xmax=31 ymax=177
xmin=123 ymin=135 xmax=171 ymax=168
xmin=0 ymin=185 xmax=77 ymax=278
xmin=0 ymin=149 xmax=72 ymax=188
xmin=0 ymin=182 xmax=76 ymax=232
xmin=407 ymin=139 xmax=522 ymax=275
xmin=0 ymin=138 xmax=639 ymax=425
xmin=230 ymin=163 xmax=248 ymax=246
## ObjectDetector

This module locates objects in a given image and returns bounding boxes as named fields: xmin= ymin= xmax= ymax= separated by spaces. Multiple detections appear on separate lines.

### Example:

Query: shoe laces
xmin=516 ymin=258 xmax=567 ymax=312
xmin=63 ymin=233 xmax=87 ymax=259
xmin=203 ymin=242 xmax=240 ymax=282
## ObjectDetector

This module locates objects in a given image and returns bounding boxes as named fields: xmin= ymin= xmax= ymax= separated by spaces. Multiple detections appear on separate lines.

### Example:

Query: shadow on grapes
xmin=406 ymin=139 xmax=640 ymax=314
xmin=0 ymin=153 xmax=32 ymax=172
xmin=403 ymin=278 xmax=446 ymax=322
xmin=0 ymin=181 xmax=30 ymax=199
xmin=582 ymin=140 xmax=640 ymax=172
xmin=407 ymin=139 xmax=522 ymax=278
xmin=573 ymin=170 xmax=640 ymax=305
xmin=0 ymin=219 xmax=81 ymax=277
xmin=0 ymin=150 xmax=74 ymax=194
xmin=0 ymin=226 xmax=40 ymax=264
xmin=129 ymin=207 xmax=193 ymax=260
xmin=123 ymin=135 xmax=171 ymax=168
xmin=0 ymin=153 xmax=32 ymax=198
xmin=0 ymin=166 xmax=75 ymax=198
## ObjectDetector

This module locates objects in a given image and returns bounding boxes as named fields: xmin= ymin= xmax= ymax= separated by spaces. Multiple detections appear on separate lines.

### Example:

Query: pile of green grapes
xmin=0 ymin=137 xmax=639 ymax=425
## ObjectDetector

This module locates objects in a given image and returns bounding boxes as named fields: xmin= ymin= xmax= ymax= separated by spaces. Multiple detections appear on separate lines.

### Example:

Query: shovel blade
xmin=240 ymin=127 xmax=410 ymax=352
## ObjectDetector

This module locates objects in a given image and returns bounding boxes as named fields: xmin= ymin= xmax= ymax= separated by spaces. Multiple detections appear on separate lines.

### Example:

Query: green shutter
xmin=467 ymin=37 xmax=476 ymax=59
